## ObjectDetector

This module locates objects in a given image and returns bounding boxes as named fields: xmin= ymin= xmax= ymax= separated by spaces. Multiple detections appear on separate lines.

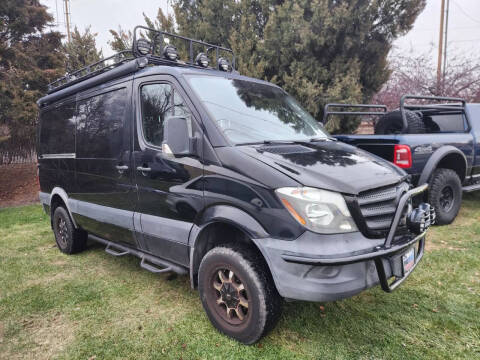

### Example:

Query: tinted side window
xmin=39 ymin=102 xmax=75 ymax=155
xmin=140 ymin=83 xmax=192 ymax=147
xmin=425 ymin=113 xmax=467 ymax=133
xmin=76 ymin=88 xmax=127 ymax=158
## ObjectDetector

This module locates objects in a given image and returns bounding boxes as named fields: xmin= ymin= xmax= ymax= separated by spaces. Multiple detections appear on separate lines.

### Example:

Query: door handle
xmin=136 ymin=166 xmax=152 ymax=172
xmin=115 ymin=164 xmax=129 ymax=174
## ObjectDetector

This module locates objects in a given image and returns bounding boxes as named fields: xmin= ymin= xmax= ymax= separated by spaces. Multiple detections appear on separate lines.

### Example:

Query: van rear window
xmin=39 ymin=103 xmax=75 ymax=155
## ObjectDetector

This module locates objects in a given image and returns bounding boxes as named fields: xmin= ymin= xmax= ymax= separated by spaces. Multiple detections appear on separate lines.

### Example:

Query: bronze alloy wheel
xmin=198 ymin=246 xmax=282 ymax=344
xmin=209 ymin=267 xmax=250 ymax=325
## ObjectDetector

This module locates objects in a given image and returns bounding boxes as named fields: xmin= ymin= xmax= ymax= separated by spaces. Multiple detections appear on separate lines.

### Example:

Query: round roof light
xmin=218 ymin=57 xmax=230 ymax=71
xmin=195 ymin=52 xmax=209 ymax=68
xmin=136 ymin=38 xmax=151 ymax=56
xmin=163 ymin=44 xmax=178 ymax=61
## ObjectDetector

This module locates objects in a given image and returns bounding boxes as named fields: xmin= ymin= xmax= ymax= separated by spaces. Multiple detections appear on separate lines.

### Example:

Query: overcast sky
xmin=42 ymin=0 xmax=480 ymax=62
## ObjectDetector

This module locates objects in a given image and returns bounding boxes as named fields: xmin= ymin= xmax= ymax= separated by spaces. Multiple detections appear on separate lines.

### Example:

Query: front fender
xmin=194 ymin=205 xmax=269 ymax=240
xmin=188 ymin=205 xmax=269 ymax=288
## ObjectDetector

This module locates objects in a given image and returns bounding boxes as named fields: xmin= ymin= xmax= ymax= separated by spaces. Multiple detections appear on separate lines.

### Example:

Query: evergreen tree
xmin=172 ymin=0 xmax=425 ymax=133
xmin=63 ymin=26 xmax=103 ymax=72
xmin=109 ymin=26 xmax=133 ymax=52
xmin=0 ymin=0 xmax=64 ymax=162
xmin=109 ymin=9 xmax=174 ymax=54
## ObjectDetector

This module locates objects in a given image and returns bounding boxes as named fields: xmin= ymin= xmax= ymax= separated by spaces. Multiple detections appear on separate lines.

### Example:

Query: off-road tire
xmin=52 ymin=206 xmax=87 ymax=254
xmin=374 ymin=110 xmax=426 ymax=134
xmin=428 ymin=168 xmax=462 ymax=225
xmin=198 ymin=245 xmax=282 ymax=344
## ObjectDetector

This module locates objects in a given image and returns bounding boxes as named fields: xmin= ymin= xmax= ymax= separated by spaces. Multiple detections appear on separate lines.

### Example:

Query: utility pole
xmin=437 ymin=0 xmax=446 ymax=93
xmin=443 ymin=0 xmax=450 ymax=80
xmin=64 ymin=0 xmax=71 ymax=43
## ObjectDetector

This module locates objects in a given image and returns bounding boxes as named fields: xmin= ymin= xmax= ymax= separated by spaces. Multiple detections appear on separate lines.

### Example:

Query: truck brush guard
xmin=281 ymin=184 xmax=435 ymax=292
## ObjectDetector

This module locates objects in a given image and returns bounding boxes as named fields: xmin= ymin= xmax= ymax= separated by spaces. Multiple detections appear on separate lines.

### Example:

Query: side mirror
xmin=162 ymin=116 xmax=194 ymax=156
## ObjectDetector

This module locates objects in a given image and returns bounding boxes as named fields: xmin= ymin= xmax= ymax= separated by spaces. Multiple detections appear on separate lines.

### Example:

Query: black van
xmin=37 ymin=27 xmax=435 ymax=344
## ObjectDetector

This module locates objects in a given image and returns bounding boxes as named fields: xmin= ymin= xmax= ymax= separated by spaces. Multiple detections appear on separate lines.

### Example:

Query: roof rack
xmin=47 ymin=50 xmax=134 ymax=94
xmin=46 ymin=26 xmax=236 ymax=95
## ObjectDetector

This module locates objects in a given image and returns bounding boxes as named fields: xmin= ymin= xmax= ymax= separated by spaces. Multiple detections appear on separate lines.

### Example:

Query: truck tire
xmin=428 ymin=168 xmax=462 ymax=225
xmin=374 ymin=110 xmax=426 ymax=134
xmin=52 ymin=206 xmax=87 ymax=254
xmin=198 ymin=245 xmax=282 ymax=344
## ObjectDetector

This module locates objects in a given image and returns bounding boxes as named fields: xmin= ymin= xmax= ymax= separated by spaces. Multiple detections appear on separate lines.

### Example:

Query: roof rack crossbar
xmin=322 ymin=103 xmax=387 ymax=124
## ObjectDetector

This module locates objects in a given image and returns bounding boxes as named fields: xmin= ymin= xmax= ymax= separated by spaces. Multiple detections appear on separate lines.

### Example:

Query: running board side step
xmin=463 ymin=183 xmax=480 ymax=193
xmin=89 ymin=234 xmax=187 ymax=275
xmin=140 ymin=258 xmax=172 ymax=274
xmin=105 ymin=243 xmax=129 ymax=257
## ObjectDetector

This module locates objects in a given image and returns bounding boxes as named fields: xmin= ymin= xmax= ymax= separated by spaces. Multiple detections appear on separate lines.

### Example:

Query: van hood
xmin=236 ymin=140 xmax=406 ymax=195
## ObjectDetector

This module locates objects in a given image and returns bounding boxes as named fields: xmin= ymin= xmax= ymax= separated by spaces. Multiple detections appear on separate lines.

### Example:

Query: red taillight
xmin=393 ymin=144 xmax=412 ymax=168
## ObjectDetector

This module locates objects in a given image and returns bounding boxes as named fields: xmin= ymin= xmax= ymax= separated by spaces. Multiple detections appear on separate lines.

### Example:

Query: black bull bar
xmin=281 ymin=184 xmax=435 ymax=292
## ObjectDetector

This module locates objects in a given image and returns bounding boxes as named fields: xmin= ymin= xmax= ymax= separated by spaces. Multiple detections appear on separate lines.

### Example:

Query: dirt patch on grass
xmin=426 ymin=240 xmax=467 ymax=252
xmin=2 ymin=313 xmax=74 ymax=360
xmin=25 ymin=313 xmax=74 ymax=360
xmin=0 ymin=163 xmax=38 ymax=208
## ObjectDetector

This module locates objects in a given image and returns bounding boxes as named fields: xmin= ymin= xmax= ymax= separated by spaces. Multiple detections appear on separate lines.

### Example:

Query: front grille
xmin=357 ymin=182 xmax=410 ymax=237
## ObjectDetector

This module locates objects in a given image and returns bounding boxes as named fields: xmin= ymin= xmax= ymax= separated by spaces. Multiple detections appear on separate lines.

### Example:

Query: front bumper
xmin=253 ymin=184 xmax=433 ymax=302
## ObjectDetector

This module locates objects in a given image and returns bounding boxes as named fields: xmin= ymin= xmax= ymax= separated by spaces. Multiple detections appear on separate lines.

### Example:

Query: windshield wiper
xmin=235 ymin=140 xmax=296 ymax=146
xmin=237 ymin=138 xmax=334 ymax=146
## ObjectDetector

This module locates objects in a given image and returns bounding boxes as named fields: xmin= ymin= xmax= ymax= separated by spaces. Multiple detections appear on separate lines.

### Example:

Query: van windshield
xmin=187 ymin=76 xmax=329 ymax=144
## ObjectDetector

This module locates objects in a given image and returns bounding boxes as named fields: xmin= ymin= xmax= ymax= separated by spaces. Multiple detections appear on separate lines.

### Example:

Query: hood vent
xmin=259 ymin=145 xmax=315 ymax=155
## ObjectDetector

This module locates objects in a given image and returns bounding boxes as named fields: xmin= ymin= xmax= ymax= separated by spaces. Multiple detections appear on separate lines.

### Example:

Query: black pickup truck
xmin=323 ymin=95 xmax=480 ymax=225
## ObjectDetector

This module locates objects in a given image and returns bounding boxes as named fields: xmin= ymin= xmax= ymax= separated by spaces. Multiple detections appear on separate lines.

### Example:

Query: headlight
xmin=276 ymin=187 xmax=358 ymax=234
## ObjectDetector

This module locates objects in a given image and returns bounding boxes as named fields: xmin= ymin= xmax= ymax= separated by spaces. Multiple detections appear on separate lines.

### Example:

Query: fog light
xmin=218 ymin=57 xmax=229 ymax=71
xmin=163 ymin=44 xmax=178 ymax=61
xmin=136 ymin=38 xmax=151 ymax=56
xmin=407 ymin=203 xmax=434 ymax=234
xmin=195 ymin=52 xmax=209 ymax=67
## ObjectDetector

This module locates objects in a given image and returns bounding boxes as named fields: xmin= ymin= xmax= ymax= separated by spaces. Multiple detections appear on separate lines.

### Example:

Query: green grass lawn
xmin=0 ymin=195 xmax=479 ymax=360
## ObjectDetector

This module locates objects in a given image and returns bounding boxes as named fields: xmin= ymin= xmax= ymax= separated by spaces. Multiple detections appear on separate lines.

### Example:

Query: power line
xmin=450 ymin=38 xmax=480 ymax=43
xmin=451 ymin=0 xmax=480 ymax=25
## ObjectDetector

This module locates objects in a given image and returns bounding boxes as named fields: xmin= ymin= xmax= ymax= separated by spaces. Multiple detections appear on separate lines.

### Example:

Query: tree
xmin=172 ymin=0 xmax=425 ymax=133
xmin=63 ymin=26 xmax=103 ymax=72
xmin=109 ymin=9 xmax=174 ymax=53
xmin=109 ymin=26 xmax=133 ymax=52
xmin=0 ymin=0 xmax=64 ymax=163
xmin=374 ymin=49 xmax=480 ymax=109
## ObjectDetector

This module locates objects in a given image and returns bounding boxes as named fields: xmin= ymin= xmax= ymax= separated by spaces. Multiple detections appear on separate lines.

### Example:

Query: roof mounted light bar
xmin=132 ymin=25 xmax=235 ymax=71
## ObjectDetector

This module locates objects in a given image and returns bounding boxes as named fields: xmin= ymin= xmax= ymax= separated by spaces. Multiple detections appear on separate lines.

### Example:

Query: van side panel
xmin=38 ymin=98 xmax=76 ymax=195
xmin=70 ymin=83 xmax=137 ymax=246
